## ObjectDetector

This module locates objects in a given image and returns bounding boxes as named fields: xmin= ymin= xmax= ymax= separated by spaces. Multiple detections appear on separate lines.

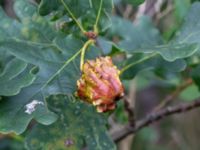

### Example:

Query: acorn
xmin=76 ymin=56 xmax=124 ymax=112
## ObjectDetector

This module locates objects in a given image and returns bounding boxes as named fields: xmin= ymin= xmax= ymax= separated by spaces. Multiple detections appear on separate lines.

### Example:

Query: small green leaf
xmin=180 ymin=84 xmax=200 ymax=101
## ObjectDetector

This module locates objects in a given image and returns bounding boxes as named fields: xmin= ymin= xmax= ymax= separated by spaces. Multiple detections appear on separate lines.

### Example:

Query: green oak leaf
xmin=0 ymin=0 xmax=99 ymax=134
xmin=25 ymin=95 xmax=116 ymax=150
xmin=108 ymin=16 xmax=163 ymax=50
xmin=174 ymin=2 xmax=200 ymax=51
xmin=0 ymin=94 xmax=58 ymax=134
xmin=109 ymin=16 xmax=198 ymax=62
xmin=120 ymin=54 xmax=186 ymax=79
xmin=0 ymin=6 xmax=36 ymax=96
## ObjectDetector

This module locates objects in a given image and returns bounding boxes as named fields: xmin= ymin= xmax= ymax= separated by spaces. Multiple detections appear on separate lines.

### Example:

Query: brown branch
xmin=112 ymin=98 xmax=200 ymax=142
xmin=153 ymin=79 xmax=193 ymax=112
xmin=123 ymin=4 xmax=133 ymax=19
xmin=123 ymin=96 xmax=135 ymax=127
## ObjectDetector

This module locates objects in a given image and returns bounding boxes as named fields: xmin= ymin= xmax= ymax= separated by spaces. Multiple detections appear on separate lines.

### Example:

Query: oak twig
xmin=112 ymin=98 xmax=200 ymax=142
xmin=123 ymin=96 xmax=135 ymax=127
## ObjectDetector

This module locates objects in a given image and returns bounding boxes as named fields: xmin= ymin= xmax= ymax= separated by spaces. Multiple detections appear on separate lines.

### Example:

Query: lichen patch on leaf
xmin=25 ymin=100 xmax=44 ymax=115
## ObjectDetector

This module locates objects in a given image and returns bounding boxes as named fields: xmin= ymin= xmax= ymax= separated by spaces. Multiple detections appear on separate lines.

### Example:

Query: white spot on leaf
xmin=25 ymin=100 xmax=44 ymax=114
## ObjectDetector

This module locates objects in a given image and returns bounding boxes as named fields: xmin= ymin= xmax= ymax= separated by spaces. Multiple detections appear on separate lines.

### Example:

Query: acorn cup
xmin=76 ymin=56 xmax=124 ymax=112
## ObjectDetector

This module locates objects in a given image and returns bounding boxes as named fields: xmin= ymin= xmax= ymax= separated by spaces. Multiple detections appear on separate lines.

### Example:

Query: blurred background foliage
xmin=108 ymin=0 xmax=200 ymax=149
xmin=1 ymin=0 xmax=200 ymax=150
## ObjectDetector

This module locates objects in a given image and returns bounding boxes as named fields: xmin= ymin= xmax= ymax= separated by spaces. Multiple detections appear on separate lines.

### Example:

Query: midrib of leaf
xmin=89 ymin=0 xmax=93 ymax=7
xmin=60 ymin=0 xmax=86 ymax=33
xmin=178 ymin=30 xmax=200 ymax=44
xmin=41 ymin=49 xmax=81 ymax=90
xmin=94 ymin=0 xmax=103 ymax=33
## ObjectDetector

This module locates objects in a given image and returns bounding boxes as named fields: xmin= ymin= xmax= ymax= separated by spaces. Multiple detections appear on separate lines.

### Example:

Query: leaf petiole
xmin=80 ymin=39 xmax=94 ymax=71
xmin=60 ymin=0 xmax=86 ymax=34
xmin=94 ymin=0 xmax=103 ymax=33
xmin=120 ymin=53 xmax=157 ymax=74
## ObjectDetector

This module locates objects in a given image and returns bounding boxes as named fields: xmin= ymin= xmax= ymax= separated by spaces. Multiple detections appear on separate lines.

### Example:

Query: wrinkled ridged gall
xmin=76 ymin=56 xmax=124 ymax=112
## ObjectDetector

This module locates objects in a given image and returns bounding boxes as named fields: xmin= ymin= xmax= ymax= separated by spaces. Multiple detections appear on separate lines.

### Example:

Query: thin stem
xmin=61 ymin=0 xmax=86 ymax=33
xmin=9 ymin=134 xmax=24 ymax=142
xmin=111 ymin=0 xmax=114 ymax=9
xmin=94 ymin=0 xmax=103 ymax=33
xmin=120 ymin=53 xmax=157 ymax=74
xmin=80 ymin=40 xmax=94 ymax=70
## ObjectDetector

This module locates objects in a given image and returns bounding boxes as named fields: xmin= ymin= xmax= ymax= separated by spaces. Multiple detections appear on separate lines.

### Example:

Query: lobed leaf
xmin=0 ymin=0 xmax=100 ymax=134
xmin=0 ymin=58 xmax=35 ymax=96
